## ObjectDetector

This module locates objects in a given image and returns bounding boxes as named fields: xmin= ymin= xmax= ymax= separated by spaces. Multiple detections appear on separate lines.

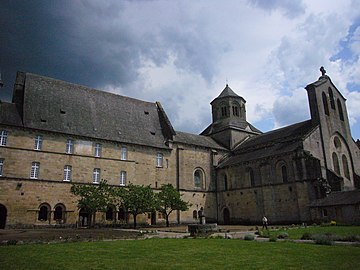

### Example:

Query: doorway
xmin=79 ymin=208 xmax=90 ymax=227
xmin=223 ymin=207 xmax=230 ymax=225
xmin=0 ymin=204 xmax=6 ymax=229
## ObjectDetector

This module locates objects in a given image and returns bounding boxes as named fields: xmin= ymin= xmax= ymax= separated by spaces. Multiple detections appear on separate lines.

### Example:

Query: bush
xmin=277 ymin=232 xmax=289 ymax=239
xmin=313 ymin=235 xmax=334 ymax=246
xmin=244 ymin=234 xmax=255 ymax=241
xmin=259 ymin=230 xmax=270 ymax=238
xmin=330 ymin=220 xmax=337 ymax=226
xmin=269 ymin=236 xmax=277 ymax=242
xmin=301 ymin=233 xmax=312 ymax=240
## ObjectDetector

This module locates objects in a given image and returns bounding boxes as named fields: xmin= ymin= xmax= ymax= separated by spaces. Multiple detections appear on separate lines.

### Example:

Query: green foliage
xmin=277 ymin=232 xmax=289 ymax=239
xmin=259 ymin=230 xmax=270 ymax=238
xmin=70 ymin=180 xmax=114 ymax=219
xmin=313 ymin=234 xmax=334 ymax=245
xmin=157 ymin=184 xmax=190 ymax=227
xmin=122 ymin=183 xmax=157 ymax=228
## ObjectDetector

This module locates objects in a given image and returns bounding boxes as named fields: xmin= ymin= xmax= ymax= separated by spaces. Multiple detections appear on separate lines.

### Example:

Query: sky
xmin=1 ymin=0 xmax=360 ymax=139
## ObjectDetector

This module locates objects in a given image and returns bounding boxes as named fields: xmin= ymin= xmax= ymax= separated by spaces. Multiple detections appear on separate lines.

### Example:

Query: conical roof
xmin=211 ymin=84 xmax=244 ymax=104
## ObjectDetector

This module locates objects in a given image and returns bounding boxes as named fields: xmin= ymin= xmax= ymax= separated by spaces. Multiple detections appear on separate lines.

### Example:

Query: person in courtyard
xmin=262 ymin=216 xmax=268 ymax=230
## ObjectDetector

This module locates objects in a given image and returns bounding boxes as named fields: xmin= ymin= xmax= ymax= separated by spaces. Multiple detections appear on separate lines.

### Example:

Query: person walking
xmin=262 ymin=216 xmax=268 ymax=230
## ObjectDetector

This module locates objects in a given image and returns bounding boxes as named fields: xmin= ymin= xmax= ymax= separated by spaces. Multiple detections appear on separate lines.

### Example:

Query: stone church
xmin=0 ymin=68 xmax=359 ymax=228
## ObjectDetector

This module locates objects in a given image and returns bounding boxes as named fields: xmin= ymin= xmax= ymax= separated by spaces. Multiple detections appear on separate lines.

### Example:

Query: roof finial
xmin=320 ymin=66 xmax=326 ymax=76
xmin=226 ymin=78 xmax=228 ymax=87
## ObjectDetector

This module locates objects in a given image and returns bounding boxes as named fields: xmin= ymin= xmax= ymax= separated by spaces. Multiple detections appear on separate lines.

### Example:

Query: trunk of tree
xmin=166 ymin=214 xmax=170 ymax=227
xmin=133 ymin=213 xmax=137 ymax=228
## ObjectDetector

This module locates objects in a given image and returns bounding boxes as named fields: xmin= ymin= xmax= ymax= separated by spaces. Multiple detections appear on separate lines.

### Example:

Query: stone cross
xmin=320 ymin=66 xmax=326 ymax=76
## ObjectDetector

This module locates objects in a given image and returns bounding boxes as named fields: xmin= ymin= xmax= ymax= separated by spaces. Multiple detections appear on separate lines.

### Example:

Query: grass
xmin=0 ymin=238 xmax=360 ymax=270
xmin=263 ymin=226 xmax=360 ymax=240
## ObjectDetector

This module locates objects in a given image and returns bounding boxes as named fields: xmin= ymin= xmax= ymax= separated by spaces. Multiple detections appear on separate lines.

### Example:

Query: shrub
xmin=269 ymin=236 xmax=277 ymax=242
xmin=313 ymin=235 xmax=334 ymax=246
xmin=259 ymin=230 xmax=270 ymax=238
xmin=330 ymin=220 xmax=337 ymax=226
xmin=244 ymin=234 xmax=255 ymax=241
xmin=301 ymin=233 xmax=312 ymax=240
xmin=277 ymin=232 xmax=289 ymax=239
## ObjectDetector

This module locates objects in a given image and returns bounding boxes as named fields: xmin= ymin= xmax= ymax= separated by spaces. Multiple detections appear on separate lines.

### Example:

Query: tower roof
xmin=211 ymin=84 xmax=245 ymax=104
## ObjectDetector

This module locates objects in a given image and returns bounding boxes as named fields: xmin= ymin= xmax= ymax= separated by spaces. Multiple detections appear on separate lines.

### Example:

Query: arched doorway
xmin=223 ymin=208 xmax=230 ymax=225
xmin=79 ymin=208 xmax=90 ymax=227
xmin=0 ymin=204 xmax=7 ymax=229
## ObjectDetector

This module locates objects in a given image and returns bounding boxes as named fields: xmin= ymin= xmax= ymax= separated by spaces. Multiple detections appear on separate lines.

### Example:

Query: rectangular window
xmin=95 ymin=143 xmax=102 ymax=157
xmin=64 ymin=165 xmax=72 ymax=182
xmin=34 ymin=135 xmax=42 ymax=150
xmin=120 ymin=171 xmax=126 ymax=186
xmin=0 ymin=159 xmax=3 ymax=176
xmin=0 ymin=130 xmax=8 ymax=146
xmin=30 ymin=162 xmax=40 ymax=179
xmin=156 ymin=153 xmax=163 ymax=167
xmin=66 ymin=139 xmax=74 ymax=154
xmin=121 ymin=147 xmax=127 ymax=160
xmin=93 ymin=168 xmax=101 ymax=183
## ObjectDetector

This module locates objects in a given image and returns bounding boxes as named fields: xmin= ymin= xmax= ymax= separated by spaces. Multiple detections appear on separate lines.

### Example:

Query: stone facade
xmin=0 ymin=69 xmax=359 ymax=228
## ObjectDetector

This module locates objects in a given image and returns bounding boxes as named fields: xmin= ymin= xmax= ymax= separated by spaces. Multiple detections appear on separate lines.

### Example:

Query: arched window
xmin=118 ymin=208 xmax=126 ymax=221
xmin=194 ymin=169 xmax=204 ymax=188
xmin=332 ymin=152 xmax=340 ymax=175
xmin=246 ymin=167 xmax=255 ymax=187
xmin=337 ymin=99 xmax=344 ymax=121
xmin=198 ymin=207 xmax=204 ymax=218
xmin=106 ymin=206 xmax=114 ymax=221
xmin=224 ymin=174 xmax=228 ymax=191
xmin=38 ymin=203 xmax=50 ymax=221
xmin=342 ymin=155 xmax=350 ymax=179
xmin=221 ymin=106 xmax=228 ymax=117
xmin=329 ymin=87 xmax=335 ymax=109
xmin=232 ymin=103 xmax=240 ymax=117
xmin=281 ymin=165 xmax=288 ymax=183
xmin=193 ymin=210 xmax=198 ymax=219
xmin=53 ymin=204 xmax=65 ymax=221
xmin=322 ymin=92 xmax=329 ymax=116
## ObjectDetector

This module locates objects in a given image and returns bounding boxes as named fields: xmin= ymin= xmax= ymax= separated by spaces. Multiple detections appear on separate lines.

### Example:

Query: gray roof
xmin=2 ymin=72 xmax=176 ymax=149
xmin=218 ymin=120 xmax=316 ymax=168
xmin=201 ymin=118 xmax=262 ymax=136
xmin=0 ymin=102 xmax=22 ymax=126
xmin=174 ymin=131 xmax=226 ymax=150
xmin=309 ymin=190 xmax=360 ymax=207
xmin=211 ymin=84 xmax=245 ymax=104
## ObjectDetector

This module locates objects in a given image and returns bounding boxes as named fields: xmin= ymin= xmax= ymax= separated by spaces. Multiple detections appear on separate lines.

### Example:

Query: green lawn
xmin=0 ymin=239 xmax=359 ymax=270
xmin=265 ymin=225 xmax=360 ymax=240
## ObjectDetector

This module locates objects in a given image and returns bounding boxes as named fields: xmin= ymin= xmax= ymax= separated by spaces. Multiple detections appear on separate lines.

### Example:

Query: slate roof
xmin=218 ymin=120 xmax=316 ymax=168
xmin=201 ymin=118 xmax=262 ymax=136
xmin=0 ymin=102 xmax=23 ymax=126
xmin=309 ymin=190 xmax=360 ymax=207
xmin=211 ymin=84 xmax=245 ymax=104
xmin=2 ymin=72 xmax=175 ymax=149
xmin=174 ymin=131 xmax=226 ymax=150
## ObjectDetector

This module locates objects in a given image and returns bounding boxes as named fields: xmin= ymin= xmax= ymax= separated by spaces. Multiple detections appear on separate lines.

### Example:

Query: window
xmin=329 ymin=88 xmax=335 ymax=109
xmin=118 ymin=208 xmax=126 ymax=221
xmin=337 ymin=99 xmax=344 ymax=121
xmin=0 ymin=130 xmax=8 ymax=146
xmin=246 ymin=167 xmax=255 ymax=187
xmin=66 ymin=139 xmax=74 ymax=154
xmin=342 ymin=155 xmax=350 ymax=179
xmin=53 ymin=204 xmax=65 ymax=221
xmin=322 ymin=92 xmax=329 ymax=116
xmin=30 ymin=162 xmax=40 ymax=179
xmin=332 ymin=152 xmax=340 ymax=175
xmin=93 ymin=168 xmax=101 ymax=184
xmin=194 ymin=169 xmax=204 ymax=188
xmin=322 ymin=209 xmax=328 ymax=217
xmin=34 ymin=135 xmax=42 ymax=150
xmin=106 ymin=206 xmax=114 ymax=221
xmin=38 ymin=204 xmax=50 ymax=221
xmin=63 ymin=165 xmax=72 ymax=182
xmin=193 ymin=210 xmax=198 ymax=219
xmin=121 ymin=147 xmax=127 ymax=160
xmin=224 ymin=175 xmax=228 ymax=191
xmin=94 ymin=143 xmax=102 ymax=157
xmin=281 ymin=165 xmax=288 ymax=183
xmin=0 ymin=159 xmax=3 ymax=176
xmin=120 ymin=171 xmax=126 ymax=186
xmin=221 ymin=106 xmax=228 ymax=117
xmin=156 ymin=153 xmax=163 ymax=167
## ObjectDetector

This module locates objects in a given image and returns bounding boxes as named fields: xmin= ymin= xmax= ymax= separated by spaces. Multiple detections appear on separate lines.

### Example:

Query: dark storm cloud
xmin=0 ymin=1 xmax=142 ymax=101
xmin=0 ymin=0 xmax=222 ymax=102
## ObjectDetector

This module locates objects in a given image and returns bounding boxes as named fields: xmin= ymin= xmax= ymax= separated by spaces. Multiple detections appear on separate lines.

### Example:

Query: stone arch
xmin=79 ymin=207 xmax=91 ymax=227
xmin=38 ymin=203 xmax=51 ymax=222
xmin=53 ymin=203 xmax=66 ymax=223
xmin=0 ymin=204 xmax=7 ymax=229
xmin=194 ymin=168 xmax=205 ymax=189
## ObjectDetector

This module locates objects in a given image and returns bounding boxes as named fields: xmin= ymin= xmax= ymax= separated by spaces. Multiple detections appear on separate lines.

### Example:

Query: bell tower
xmin=201 ymin=84 xmax=261 ymax=149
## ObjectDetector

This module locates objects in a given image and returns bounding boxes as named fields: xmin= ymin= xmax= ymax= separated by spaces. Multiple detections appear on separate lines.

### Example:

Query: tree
xmin=121 ymin=183 xmax=157 ymax=228
xmin=70 ymin=180 xmax=113 ymax=227
xmin=157 ymin=184 xmax=190 ymax=227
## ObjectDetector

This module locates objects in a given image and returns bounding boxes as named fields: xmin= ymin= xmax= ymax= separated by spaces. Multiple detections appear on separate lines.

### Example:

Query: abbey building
xmin=0 ymin=69 xmax=359 ymax=228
